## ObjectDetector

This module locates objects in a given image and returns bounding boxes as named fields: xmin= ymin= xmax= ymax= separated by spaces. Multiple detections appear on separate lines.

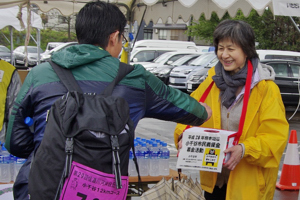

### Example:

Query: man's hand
xmin=178 ymin=135 xmax=183 ymax=149
xmin=223 ymin=144 xmax=243 ymax=170
xmin=200 ymin=102 xmax=212 ymax=121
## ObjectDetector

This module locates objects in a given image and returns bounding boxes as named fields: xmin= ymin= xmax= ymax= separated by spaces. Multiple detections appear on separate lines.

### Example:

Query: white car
xmin=13 ymin=46 xmax=44 ymax=66
xmin=44 ymin=42 xmax=64 ymax=54
xmin=169 ymin=52 xmax=217 ymax=91
xmin=142 ymin=51 xmax=202 ymax=72
xmin=40 ymin=42 xmax=78 ymax=62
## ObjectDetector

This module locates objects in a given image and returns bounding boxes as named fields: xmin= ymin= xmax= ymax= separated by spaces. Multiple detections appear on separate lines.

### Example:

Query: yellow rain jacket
xmin=174 ymin=66 xmax=289 ymax=200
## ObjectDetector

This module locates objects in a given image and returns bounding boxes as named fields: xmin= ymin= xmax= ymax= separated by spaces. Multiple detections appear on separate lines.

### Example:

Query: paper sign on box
xmin=59 ymin=161 xmax=128 ymax=200
xmin=176 ymin=127 xmax=236 ymax=173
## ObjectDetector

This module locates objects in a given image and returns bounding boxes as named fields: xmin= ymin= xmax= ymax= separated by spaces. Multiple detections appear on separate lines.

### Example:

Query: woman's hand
xmin=223 ymin=144 xmax=243 ymax=170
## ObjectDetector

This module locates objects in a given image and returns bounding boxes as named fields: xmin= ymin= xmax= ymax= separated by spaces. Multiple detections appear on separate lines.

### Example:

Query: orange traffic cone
xmin=276 ymin=130 xmax=300 ymax=190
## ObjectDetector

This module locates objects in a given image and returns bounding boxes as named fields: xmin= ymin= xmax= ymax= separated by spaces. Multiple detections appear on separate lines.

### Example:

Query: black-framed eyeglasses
xmin=121 ymin=33 xmax=128 ymax=44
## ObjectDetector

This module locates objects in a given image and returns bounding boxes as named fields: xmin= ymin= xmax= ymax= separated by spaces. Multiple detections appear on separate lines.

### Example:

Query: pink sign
xmin=59 ymin=161 xmax=129 ymax=200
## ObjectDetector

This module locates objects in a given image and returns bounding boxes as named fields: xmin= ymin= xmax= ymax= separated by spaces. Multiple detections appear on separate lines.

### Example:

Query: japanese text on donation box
xmin=176 ymin=127 xmax=236 ymax=173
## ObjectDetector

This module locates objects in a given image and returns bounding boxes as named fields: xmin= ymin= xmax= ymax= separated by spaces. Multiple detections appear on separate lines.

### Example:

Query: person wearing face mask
xmin=174 ymin=19 xmax=289 ymax=200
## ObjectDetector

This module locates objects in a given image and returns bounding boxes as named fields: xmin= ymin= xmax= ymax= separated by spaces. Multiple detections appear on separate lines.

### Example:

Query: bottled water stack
xmin=130 ymin=137 xmax=170 ymax=177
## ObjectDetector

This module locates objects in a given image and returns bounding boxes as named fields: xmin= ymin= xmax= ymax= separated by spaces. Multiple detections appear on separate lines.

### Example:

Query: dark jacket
xmin=5 ymin=44 xmax=208 ymax=199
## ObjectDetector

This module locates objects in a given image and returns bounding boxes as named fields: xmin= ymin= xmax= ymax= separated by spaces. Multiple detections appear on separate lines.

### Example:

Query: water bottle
xmin=128 ymin=144 xmax=138 ymax=176
xmin=149 ymin=142 xmax=161 ymax=176
xmin=0 ymin=144 xmax=11 ymax=183
xmin=10 ymin=155 xmax=15 ymax=182
xmin=159 ymin=142 xmax=170 ymax=176
xmin=146 ymin=140 xmax=153 ymax=149
xmin=24 ymin=117 xmax=34 ymax=133
xmin=156 ymin=139 xmax=161 ymax=147
xmin=14 ymin=157 xmax=26 ymax=181
xmin=138 ymin=143 xmax=149 ymax=176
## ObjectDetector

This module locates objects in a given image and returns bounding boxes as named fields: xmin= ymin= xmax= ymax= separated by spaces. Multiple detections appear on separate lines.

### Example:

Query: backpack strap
xmin=49 ymin=61 xmax=134 ymax=94
xmin=49 ymin=60 xmax=83 ymax=93
xmin=101 ymin=62 xmax=134 ymax=96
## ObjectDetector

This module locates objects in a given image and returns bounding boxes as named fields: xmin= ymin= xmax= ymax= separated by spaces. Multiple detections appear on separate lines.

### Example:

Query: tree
xmin=40 ymin=13 xmax=48 ymax=28
xmin=187 ymin=9 xmax=300 ymax=51
xmin=0 ymin=27 xmax=76 ymax=50
xmin=187 ymin=12 xmax=231 ymax=44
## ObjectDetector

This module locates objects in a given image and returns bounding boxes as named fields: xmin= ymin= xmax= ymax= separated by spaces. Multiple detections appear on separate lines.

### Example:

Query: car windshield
xmin=190 ymin=53 xmax=215 ymax=66
xmin=205 ymin=57 xmax=219 ymax=68
xmin=0 ymin=46 xmax=10 ymax=52
xmin=153 ymin=52 xmax=172 ymax=63
xmin=27 ymin=47 xmax=44 ymax=53
xmin=171 ymin=55 xmax=199 ymax=66
xmin=50 ymin=43 xmax=70 ymax=53
xmin=48 ymin=43 xmax=63 ymax=51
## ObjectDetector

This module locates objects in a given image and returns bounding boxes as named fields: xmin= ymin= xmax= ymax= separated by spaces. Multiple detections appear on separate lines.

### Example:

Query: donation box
xmin=176 ymin=127 xmax=236 ymax=173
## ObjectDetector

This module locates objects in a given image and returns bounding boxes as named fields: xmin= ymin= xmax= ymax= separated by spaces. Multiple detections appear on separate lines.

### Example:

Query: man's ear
xmin=109 ymin=31 xmax=120 ymax=46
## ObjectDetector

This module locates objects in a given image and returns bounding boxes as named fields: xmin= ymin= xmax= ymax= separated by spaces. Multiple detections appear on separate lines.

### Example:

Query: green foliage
xmin=187 ymin=9 xmax=300 ymax=51
xmin=0 ymin=27 xmax=77 ymax=51
xmin=187 ymin=12 xmax=231 ymax=44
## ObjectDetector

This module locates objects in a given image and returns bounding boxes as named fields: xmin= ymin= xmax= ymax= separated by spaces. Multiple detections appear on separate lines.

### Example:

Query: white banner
xmin=273 ymin=0 xmax=300 ymax=17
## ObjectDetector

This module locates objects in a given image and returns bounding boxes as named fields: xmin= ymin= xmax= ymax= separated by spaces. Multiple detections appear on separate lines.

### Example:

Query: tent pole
xmin=10 ymin=26 xmax=14 ymax=65
xmin=37 ymin=28 xmax=41 ymax=65
xmin=289 ymin=16 xmax=300 ymax=33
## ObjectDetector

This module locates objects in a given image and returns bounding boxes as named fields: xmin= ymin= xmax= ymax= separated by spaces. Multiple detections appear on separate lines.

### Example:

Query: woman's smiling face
xmin=217 ymin=38 xmax=247 ymax=74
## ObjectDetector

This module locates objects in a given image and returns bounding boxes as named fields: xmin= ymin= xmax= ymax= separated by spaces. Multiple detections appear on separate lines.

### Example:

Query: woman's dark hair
xmin=75 ymin=1 xmax=127 ymax=48
xmin=213 ymin=19 xmax=258 ymax=59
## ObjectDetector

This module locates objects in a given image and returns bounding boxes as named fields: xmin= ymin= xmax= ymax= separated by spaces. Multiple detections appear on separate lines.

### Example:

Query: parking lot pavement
xmin=135 ymin=107 xmax=300 ymax=199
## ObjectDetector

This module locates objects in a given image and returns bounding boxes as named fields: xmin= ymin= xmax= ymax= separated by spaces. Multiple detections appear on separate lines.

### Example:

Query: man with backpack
xmin=5 ymin=2 xmax=211 ymax=199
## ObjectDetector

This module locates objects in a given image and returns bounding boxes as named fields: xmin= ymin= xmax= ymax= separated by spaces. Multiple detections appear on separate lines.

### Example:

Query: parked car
xmin=152 ymin=54 xmax=202 ymax=84
xmin=130 ymin=48 xmax=174 ymax=64
xmin=260 ymin=59 xmax=300 ymax=106
xmin=13 ymin=46 xmax=44 ymax=66
xmin=0 ymin=45 xmax=13 ymax=64
xmin=257 ymin=50 xmax=300 ymax=61
xmin=40 ymin=42 xmax=78 ymax=62
xmin=186 ymin=58 xmax=219 ymax=93
xmin=169 ymin=52 xmax=217 ymax=91
xmin=142 ymin=51 xmax=201 ymax=73
xmin=44 ymin=42 xmax=64 ymax=54
xmin=130 ymin=40 xmax=198 ymax=65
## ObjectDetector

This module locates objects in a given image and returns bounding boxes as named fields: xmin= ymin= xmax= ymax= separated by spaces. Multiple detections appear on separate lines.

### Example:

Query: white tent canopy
xmin=0 ymin=0 xmax=299 ymax=23
xmin=0 ymin=0 xmax=294 ymax=23
xmin=0 ymin=6 xmax=42 ymax=31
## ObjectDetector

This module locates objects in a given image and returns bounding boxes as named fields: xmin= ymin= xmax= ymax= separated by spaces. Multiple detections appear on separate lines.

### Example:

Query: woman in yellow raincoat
xmin=174 ymin=19 xmax=289 ymax=200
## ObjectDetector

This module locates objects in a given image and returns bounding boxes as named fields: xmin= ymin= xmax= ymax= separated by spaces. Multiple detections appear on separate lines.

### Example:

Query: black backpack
xmin=28 ymin=61 xmax=140 ymax=199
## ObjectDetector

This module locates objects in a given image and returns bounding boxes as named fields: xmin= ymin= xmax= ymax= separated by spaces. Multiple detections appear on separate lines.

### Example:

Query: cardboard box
xmin=17 ymin=70 xmax=29 ymax=83
xmin=176 ymin=127 xmax=236 ymax=173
